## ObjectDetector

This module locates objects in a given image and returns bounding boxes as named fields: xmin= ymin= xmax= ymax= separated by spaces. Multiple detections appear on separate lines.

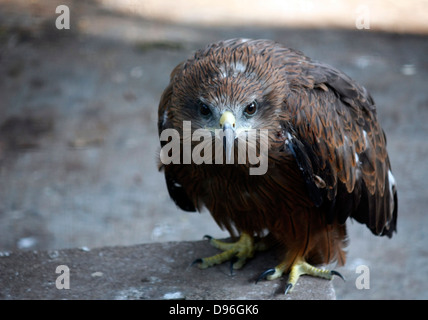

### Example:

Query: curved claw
xmin=284 ymin=283 xmax=293 ymax=295
xmin=331 ymin=270 xmax=346 ymax=282
xmin=230 ymin=256 xmax=238 ymax=276
xmin=255 ymin=268 xmax=276 ymax=284
xmin=191 ymin=258 xmax=203 ymax=267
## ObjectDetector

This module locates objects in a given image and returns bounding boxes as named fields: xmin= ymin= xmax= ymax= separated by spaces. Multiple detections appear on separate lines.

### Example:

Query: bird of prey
xmin=157 ymin=38 xmax=397 ymax=294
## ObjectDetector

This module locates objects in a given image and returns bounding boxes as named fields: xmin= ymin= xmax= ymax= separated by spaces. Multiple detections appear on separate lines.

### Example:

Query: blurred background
xmin=0 ymin=0 xmax=427 ymax=299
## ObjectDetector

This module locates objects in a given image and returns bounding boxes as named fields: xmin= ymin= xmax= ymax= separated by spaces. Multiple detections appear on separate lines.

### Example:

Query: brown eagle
xmin=157 ymin=38 xmax=397 ymax=294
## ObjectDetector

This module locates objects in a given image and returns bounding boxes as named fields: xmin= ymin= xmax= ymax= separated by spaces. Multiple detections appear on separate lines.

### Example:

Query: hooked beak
xmin=219 ymin=111 xmax=236 ymax=164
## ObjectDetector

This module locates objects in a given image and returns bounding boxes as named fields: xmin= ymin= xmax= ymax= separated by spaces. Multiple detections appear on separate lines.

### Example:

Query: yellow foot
xmin=193 ymin=232 xmax=269 ymax=270
xmin=257 ymin=258 xmax=344 ymax=294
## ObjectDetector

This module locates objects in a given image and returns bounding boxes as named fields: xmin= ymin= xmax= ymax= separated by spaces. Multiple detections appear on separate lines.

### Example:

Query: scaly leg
xmin=193 ymin=232 xmax=271 ymax=270
xmin=257 ymin=257 xmax=344 ymax=294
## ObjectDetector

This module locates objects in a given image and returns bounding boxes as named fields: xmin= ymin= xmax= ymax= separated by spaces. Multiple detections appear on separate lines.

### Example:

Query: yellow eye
xmin=244 ymin=101 xmax=257 ymax=116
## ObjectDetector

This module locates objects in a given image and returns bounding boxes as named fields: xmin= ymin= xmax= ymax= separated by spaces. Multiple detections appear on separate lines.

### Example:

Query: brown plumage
xmin=157 ymin=38 xmax=397 ymax=292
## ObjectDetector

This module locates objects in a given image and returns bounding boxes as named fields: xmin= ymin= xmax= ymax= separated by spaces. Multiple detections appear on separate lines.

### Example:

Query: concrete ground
xmin=1 ymin=0 xmax=428 ymax=299
xmin=0 ymin=240 xmax=336 ymax=300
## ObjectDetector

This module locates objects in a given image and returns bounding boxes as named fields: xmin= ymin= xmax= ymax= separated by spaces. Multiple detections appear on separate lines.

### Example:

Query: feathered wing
xmin=284 ymin=61 xmax=397 ymax=237
xmin=158 ymin=63 xmax=197 ymax=212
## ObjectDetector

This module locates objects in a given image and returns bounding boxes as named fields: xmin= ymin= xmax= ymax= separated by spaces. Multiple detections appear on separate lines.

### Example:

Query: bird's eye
xmin=199 ymin=103 xmax=211 ymax=116
xmin=244 ymin=101 xmax=258 ymax=116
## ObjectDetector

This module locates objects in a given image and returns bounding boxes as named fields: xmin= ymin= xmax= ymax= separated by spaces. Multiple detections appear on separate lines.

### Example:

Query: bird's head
xmin=168 ymin=39 xmax=289 ymax=164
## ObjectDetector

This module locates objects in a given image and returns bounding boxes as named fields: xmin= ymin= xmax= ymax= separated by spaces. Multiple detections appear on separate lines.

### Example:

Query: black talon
xmin=255 ymin=268 xmax=275 ymax=284
xmin=284 ymin=283 xmax=293 ymax=295
xmin=331 ymin=270 xmax=346 ymax=281
xmin=191 ymin=258 xmax=203 ymax=267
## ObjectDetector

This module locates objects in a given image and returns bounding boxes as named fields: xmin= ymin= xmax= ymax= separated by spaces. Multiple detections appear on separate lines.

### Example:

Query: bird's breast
xmin=185 ymin=153 xmax=311 ymax=233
